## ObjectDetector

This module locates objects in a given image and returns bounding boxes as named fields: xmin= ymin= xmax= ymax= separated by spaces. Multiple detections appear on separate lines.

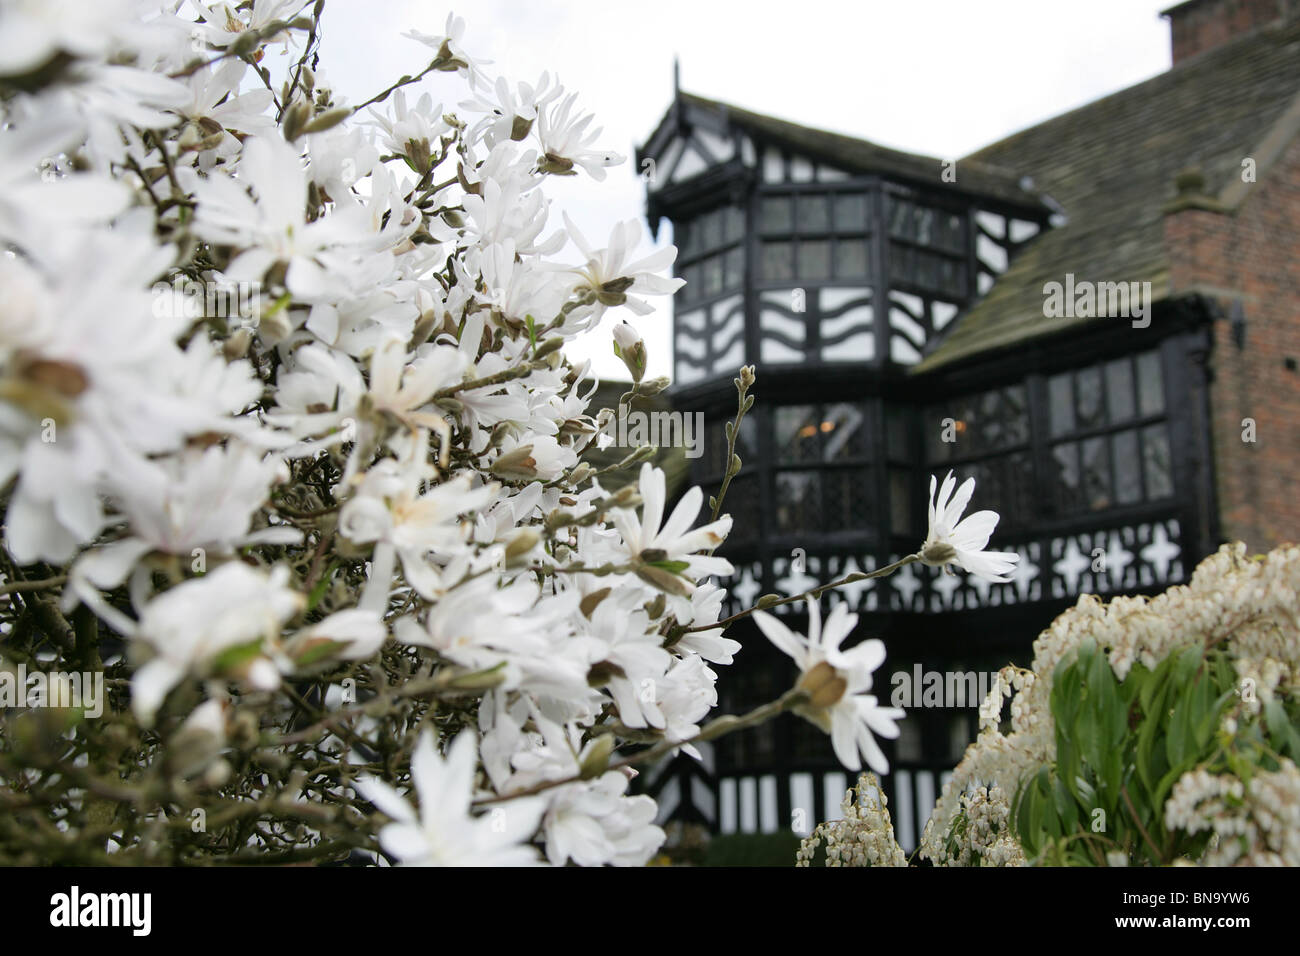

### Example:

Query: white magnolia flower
xmin=535 ymin=91 xmax=622 ymax=180
xmin=920 ymin=470 xmax=1019 ymax=582
xmin=402 ymin=12 xmax=477 ymax=74
xmin=611 ymin=463 xmax=733 ymax=585
xmin=564 ymin=214 xmax=684 ymax=318
xmin=275 ymin=608 xmax=387 ymax=672
xmin=355 ymin=729 xmax=545 ymax=866
xmin=503 ymin=712 xmax=665 ymax=867
xmin=753 ymin=598 xmax=903 ymax=774
xmin=131 ymin=562 xmax=305 ymax=724
xmin=191 ymin=134 xmax=371 ymax=302
xmin=673 ymin=581 xmax=741 ymax=665
xmin=339 ymin=457 xmax=496 ymax=601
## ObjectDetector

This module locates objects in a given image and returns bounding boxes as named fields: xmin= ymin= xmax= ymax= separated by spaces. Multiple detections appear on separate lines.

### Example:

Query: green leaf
xmin=647 ymin=559 xmax=690 ymax=575
xmin=305 ymin=561 xmax=337 ymax=612
xmin=209 ymin=638 xmax=265 ymax=675
xmin=1264 ymin=696 xmax=1300 ymax=759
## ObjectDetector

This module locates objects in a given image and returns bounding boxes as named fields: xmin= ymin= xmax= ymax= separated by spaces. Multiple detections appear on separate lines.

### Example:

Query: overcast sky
xmin=317 ymin=0 xmax=1177 ymax=381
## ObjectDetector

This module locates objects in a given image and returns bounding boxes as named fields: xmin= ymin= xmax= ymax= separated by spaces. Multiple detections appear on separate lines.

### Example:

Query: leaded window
xmin=757 ymin=189 xmax=872 ymax=283
xmin=887 ymin=193 xmax=970 ymax=299
xmin=924 ymin=349 xmax=1173 ymax=528
xmin=675 ymin=204 xmax=745 ymax=306
xmin=1046 ymin=350 xmax=1172 ymax=514
xmin=926 ymin=385 xmax=1035 ymax=530
xmin=771 ymin=402 xmax=872 ymax=536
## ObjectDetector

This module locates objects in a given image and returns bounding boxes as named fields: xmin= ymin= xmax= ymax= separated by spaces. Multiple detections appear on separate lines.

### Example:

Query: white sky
xmin=316 ymin=0 xmax=1176 ymax=382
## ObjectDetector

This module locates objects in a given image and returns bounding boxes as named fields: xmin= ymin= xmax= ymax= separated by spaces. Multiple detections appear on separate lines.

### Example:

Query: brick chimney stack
xmin=1162 ymin=0 xmax=1299 ymax=63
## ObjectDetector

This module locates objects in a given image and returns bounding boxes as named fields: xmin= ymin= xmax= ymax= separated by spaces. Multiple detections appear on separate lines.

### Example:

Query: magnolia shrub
xmin=0 ymin=2 xmax=991 ymax=866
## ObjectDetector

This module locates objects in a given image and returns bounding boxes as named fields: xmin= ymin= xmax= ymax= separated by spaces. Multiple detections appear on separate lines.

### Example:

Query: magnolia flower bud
xmin=612 ymin=320 xmax=646 ymax=383
xmin=490 ymin=443 xmax=538 ymax=480
xmin=579 ymin=734 xmax=617 ymax=779
xmin=634 ymin=376 xmax=670 ymax=398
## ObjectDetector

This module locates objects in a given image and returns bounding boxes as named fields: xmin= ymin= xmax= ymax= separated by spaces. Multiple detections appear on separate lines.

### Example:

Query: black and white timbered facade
xmin=633 ymin=82 xmax=1237 ymax=852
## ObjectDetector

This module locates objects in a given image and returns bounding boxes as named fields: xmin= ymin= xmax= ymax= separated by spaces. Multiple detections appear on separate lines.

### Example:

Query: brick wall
xmin=1164 ymin=135 xmax=1300 ymax=550
xmin=1165 ymin=0 xmax=1298 ymax=63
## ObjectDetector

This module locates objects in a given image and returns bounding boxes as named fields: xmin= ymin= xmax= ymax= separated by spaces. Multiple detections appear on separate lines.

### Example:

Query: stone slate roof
xmin=915 ymin=17 xmax=1300 ymax=373
xmin=674 ymin=92 xmax=1048 ymax=210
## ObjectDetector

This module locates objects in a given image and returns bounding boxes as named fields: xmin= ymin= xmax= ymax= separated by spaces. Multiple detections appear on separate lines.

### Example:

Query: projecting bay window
xmin=926 ymin=384 xmax=1035 ymax=533
xmin=886 ymin=192 xmax=970 ymax=300
xmin=1045 ymin=350 xmax=1172 ymax=515
xmin=771 ymin=402 xmax=872 ymax=538
xmin=924 ymin=348 xmax=1174 ymax=529
xmin=756 ymin=190 xmax=872 ymax=285
xmin=673 ymin=204 xmax=747 ymax=385
xmin=675 ymin=204 xmax=746 ymax=305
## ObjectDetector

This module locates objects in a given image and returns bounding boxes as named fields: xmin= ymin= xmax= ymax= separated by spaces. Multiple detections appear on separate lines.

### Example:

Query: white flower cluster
xmin=921 ymin=543 xmax=1300 ymax=867
xmin=1165 ymin=760 xmax=1300 ymax=866
xmin=923 ymin=784 xmax=1025 ymax=867
xmin=795 ymin=773 xmax=907 ymax=867
xmin=0 ymin=2 xmax=752 ymax=866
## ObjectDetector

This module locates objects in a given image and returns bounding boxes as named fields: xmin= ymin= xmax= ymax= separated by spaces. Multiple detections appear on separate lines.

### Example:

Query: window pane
xmin=822 ymin=403 xmax=868 ymax=460
xmin=702 ymin=254 xmax=723 ymax=297
xmin=724 ymin=247 xmax=745 ymax=288
xmin=798 ymin=194 xmax=830 ymax=233
xmin=1052 ymin=442 xmax=1081 ymax=513
xmin=798 ymin=240 xmax=831 ymax=280
xmin=720 ymin=474 xmax=760 ymax=544
xmin=734 ymin=414 xmax=758 ymax=461
xmin=702 ymin=419 xmax=728 ymax=479
xmin=925 ymin=405 xmax=954 ymax=462
xmin=890 ymin=467 xmax=912 ymax=534
xmin=834 ymin=239 xmax=869 ymax=278
xmin=889 ymin=243 xmax=916 ymax=284
xmin=1113 ymin=429 xmax=1141 ymax=504
xmin=1076 ymin=366 xmax=1104 ymax=429
xmin=970 ymin=387 xmax=1029 ymax=453
xmin=675 ymin=220 xmax=695 ymax=258
xmin=823 ymin=468 xmax=869 ymax=531
xmin=912 ymin=206 xmax=935 ymax=245
xmin=1137 ymin=350 xmax=1164 ymax=416
xmin=1048 ymin=373 xmax=1075 ymax=437
xmin=701 ymin=209 xmax=723 ymax=249
xmin=834 ymin=193 xmax=867 ymax=231
xmin=888 ymin=197 xmax=913 ymax=239
xmin=760 ymin=242 xmax=794 ymax=281
xmin=1143 ymin=425 xmax=1173 ymax=498
xmin=938 ymin=257 xmax=965 ymax=297
xmin=760 ymin=196 xmax=792 ymax=234
xmin=680 ymin=263 xmax=700 ymax=303
xmin=724 ymin=205 xmax=745 ymax=243
xmin=1082 ymin=436 xmax=1110 ymax=510
xmin=774 ymin=470 xmax=820 ymax=534
xmin=937 ymin=212 xmax=967 ymax=254
xmin=887 ymin=405 xmax=910 ymax=460
xmin=1003 ymin=385 xmax=1030 ymax=445
xmin=916 ymin=249 xmax=939 ymax=288
xmin=1105 ymin=358 xmax=1135 ymax=422
xmin=775 ymin=405 xmax=820 ymax=463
